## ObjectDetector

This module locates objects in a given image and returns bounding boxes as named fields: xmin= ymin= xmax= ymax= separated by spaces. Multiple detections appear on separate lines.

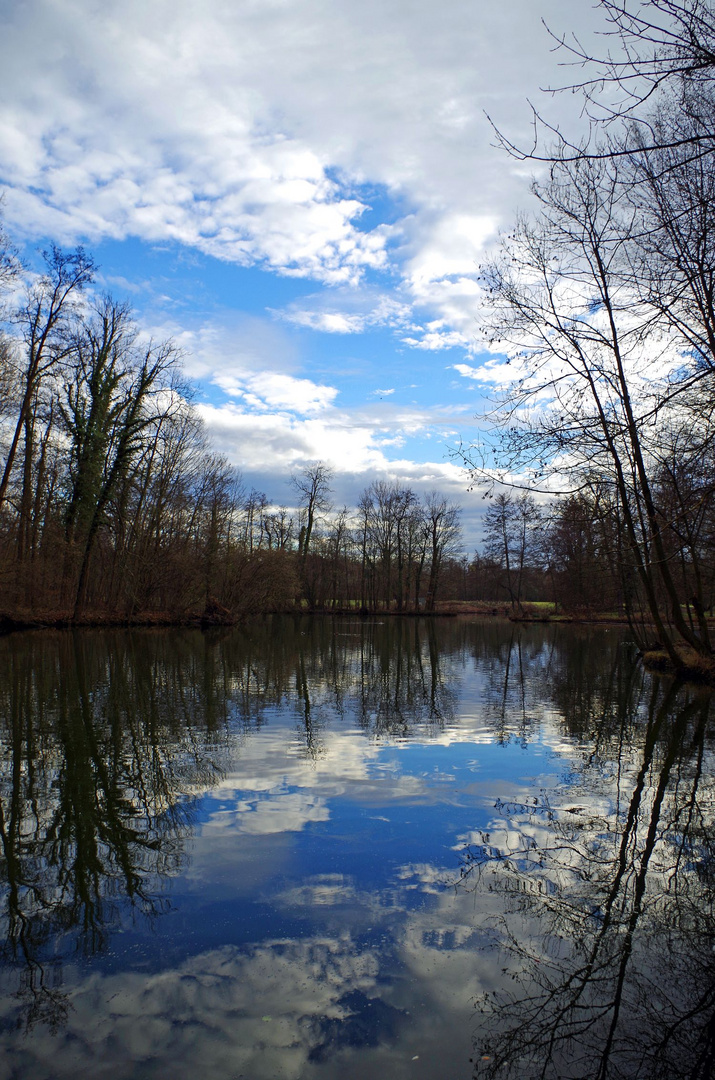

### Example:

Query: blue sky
xmin=0 ymin=0 xmax=602 ymax=546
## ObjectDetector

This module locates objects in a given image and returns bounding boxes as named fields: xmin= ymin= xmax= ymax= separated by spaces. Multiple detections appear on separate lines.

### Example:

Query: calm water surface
xmin=0 ymin=616 xmax=712 ymax=1080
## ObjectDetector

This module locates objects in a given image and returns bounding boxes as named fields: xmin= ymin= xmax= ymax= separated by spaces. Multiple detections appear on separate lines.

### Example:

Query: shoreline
xmin=2 ymin=606 xmax=713 ymax=687
xmin=0 ymin=603 xmax=662 ymax=633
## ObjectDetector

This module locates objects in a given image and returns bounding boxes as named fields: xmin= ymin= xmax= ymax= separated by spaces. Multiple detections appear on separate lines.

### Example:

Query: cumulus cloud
xmin=0 ymin=17 xmax=389 ymax=284
xmin=191 ymin=390 xmax=490 ymax=544
xmin=402 ymin=327 xmax=470 ymax=351
xmin=134 ymin=305 xmax=481 ymax=530
xmin=214 ymin=371 xmax=339 ymax=414
xmin=0 ymin=0 xmax=603 ymax=301
xmin=0 ymin=0 xmax=612 ymax=535
xmin=405 ymin=212 xmax=497 ymax=287
xmin=453 ymin=363 xmax=483 ymax=380
xmin=453 ymin=356 xmax=534 ymax=386
xmin=195 ymin=398 xmax=468 ymax=478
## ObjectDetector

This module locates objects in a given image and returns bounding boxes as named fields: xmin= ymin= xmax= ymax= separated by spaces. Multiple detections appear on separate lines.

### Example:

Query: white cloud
xmin=0 ymin=3 xmax=390 ymax=284
xmin=192 ymin=396 xmax=487 ymax=544
xmin=275 ymin=290 xmax=414 ymax=335
xmin=405 ymin=213 xmax=497 ymax=287
xmin=453 ymin=356 xmax=533 ymax=386
xmin=297 ymin=311 xmax=367 ymax=333
xmin=207 ymin=791 xmax=331 ymax=835
xmin=0 ymin=0 xmax=616 ymax=531
xmin=0 ymin=0 xmax=603 ymax=302
xmin=453 ymin=363 xmax=482 ymax=380
xmin=139 ymin=315 xmax=302 ymax=383
xmin=134 ymin=305 xmax=484 ymax=542
xmin=0 ymin=904 xmax=491 ymax=1080
xmin=402 ymin=328 xmax=469 ymax=351
xmin=195 ymin=399 xmax=467 ymax=477
xmin=215 ymin=371 xmax=339 ymax=414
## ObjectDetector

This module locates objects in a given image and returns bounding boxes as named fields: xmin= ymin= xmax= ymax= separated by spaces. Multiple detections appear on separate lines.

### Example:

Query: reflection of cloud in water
xmin=2 ymin=936 xmax=382 ymax=1080
xmin=198 ymin=728 xmax=441 ymax=840
xmin=278 ymin=874 xmax=358 ymax=907
xmin=0 ymin=919 xmax=472 ymax=1080
xmin=397 ymin=863 xmax=451 ymax=894
xmin=2 ymin=621 xmax=665 ymax=1077
xmin=187 ymin=709 xmax=591 ymax=850
xmin=0 ymin=860 xmax=509 ymax=1079
xmin=207 ymin=790 xmax=331 ymax=835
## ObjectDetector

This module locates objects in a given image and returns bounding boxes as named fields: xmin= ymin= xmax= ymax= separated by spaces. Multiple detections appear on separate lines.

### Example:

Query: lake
xmin=0 ymin=616 xmax=712 ymax=1080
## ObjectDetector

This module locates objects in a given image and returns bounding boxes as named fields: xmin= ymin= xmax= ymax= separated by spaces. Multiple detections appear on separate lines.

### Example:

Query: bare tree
xmin=0 ymin=246 xmax=95 ymax=516
xmin=496 ymin=0 xmax=715 ymax=164
xmin=325 ymin=505 xmax=352 ymax=608
xmin=242 ymin=488 xmax=269 ymax=553
xmin=423 ymin=492 xmax=462 ymax=612
xmin=291 ymin=461 xmax=333 ymax=562
xmin=262 ymin=507 xmax=294 ymax=551
xmin=463 ymin=150 xmax=714 ymax=662
xmin=0 ymin=218 xmax=21 ymax=429
xmin=546 ymin=491 xmax=621 ymax=612
xmin=462 ymin=682 xmax=714 ymax=1080
xmin=482 ymin=493 xmax=540 ymax=611
xmin=67 ymin=331 xmax=180 ymax=618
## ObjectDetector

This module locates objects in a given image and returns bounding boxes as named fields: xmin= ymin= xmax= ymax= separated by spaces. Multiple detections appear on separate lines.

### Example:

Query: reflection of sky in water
xmin=0 ymin=704 xmax=558 ymax=1079
xmin=4 ymin=620 xmax=705 ymax=1080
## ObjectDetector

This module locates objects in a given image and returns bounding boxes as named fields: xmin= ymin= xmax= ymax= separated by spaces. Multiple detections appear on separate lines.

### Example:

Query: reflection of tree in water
xmin=0 ymin=631 xmax=228 ymax=1032
xmin=230 ymin=615 xmax=460 ymax=748
xmin=459 ymin=679 xmax=715 ymax=1080
xmin=481 ymin=629 xmax=543 ymax=745
xmin=474 ymin=622 xmax=643 ymax=747
xmin=0 ymin=615 xmax=641 ymax=1045
xmin=0 ymin=618 xmax=463 ymax=1030
xmin=350 ymin=618 xmax=458 ymax=737
xmin=206 ymin=615 xmax=632 ymax=752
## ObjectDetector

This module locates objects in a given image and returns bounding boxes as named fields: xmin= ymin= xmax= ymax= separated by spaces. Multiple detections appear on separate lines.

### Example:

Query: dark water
xmin=0 ymin=616 xmax=712 ymax=1080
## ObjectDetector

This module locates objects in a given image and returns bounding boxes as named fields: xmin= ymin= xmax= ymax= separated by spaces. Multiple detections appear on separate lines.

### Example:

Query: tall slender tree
xmin=0 ymin=246 xmax=94 ymax=517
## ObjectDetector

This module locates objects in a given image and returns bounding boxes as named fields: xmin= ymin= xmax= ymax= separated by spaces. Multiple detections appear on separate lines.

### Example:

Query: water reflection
xmin=462 ymin=680 xmax=715 ymax=1080
xmin=0 ymin=618 xmax=461 ymax=1034
xmin=0 ymin=631 xmax=217 ymax=1031
xmin=0 ymin=617 xmax=712 ymax=1079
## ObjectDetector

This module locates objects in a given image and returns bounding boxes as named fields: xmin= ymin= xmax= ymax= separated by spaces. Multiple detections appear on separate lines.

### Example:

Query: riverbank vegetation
xmin=0 ymin=228 xmax=649 ymax=630
xmin=459 ymin=0 xmax=715 ymax=680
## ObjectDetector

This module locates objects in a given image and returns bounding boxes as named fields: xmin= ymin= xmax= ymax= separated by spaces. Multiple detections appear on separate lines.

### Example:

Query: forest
xmin=0 ymin=227 xmax=631 ymax=627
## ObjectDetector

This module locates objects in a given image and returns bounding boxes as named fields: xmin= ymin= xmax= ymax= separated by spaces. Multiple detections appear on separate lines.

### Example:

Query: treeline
xmin=462 ymin=489 xmax=715 ymax=618
xmin=458 ymin=0 xmax=715 ymax=670
xmin=0 ymin=242 xmax=462 ymax=621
